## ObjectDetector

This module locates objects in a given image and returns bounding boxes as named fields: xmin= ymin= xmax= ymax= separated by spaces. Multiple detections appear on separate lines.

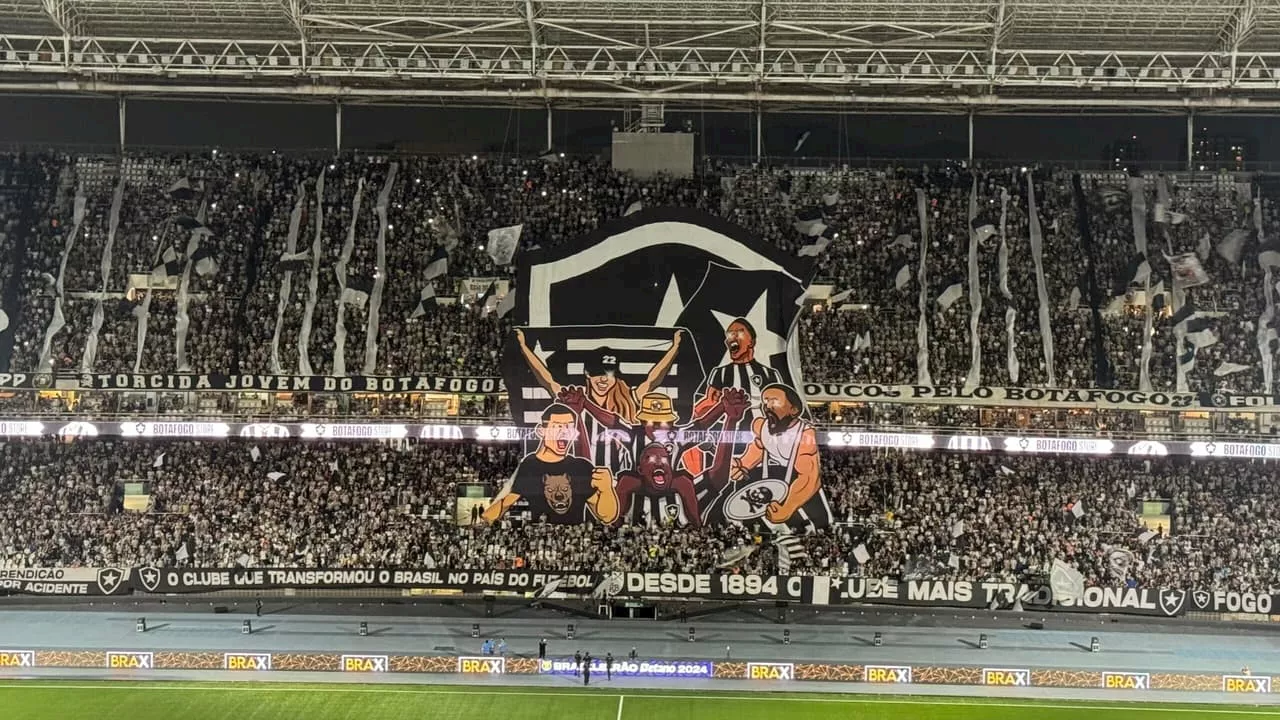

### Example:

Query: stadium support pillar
xmin=546 ymin=105 xmax=553 ymax=152
xmin=755 ymin=106 xmax=762 ymax=161
xmin=335 ymin=102 xmax=343 ymax=153
xmin=1186 ymin=111 xmax=1194 ymax=171
xmin=117 ymin=95 xmax=126 ymax=152
xmin=967 ymin=110 xmax=975 ymax=166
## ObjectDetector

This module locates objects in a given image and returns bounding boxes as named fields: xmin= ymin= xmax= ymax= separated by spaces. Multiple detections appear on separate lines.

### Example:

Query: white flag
xmin=1068 ymin=286 xmax=1082 ymax=311
xmin=1071 ymin=500 xmax=1085 ymax=518
xmin=152 ymin=453 xmax=165 ymax=468
xmin=249 ymin=446 xmax=261 ymax=462
xmin=624 ymin=201 xmax=643 ymax=216
xmin=1138 ymin=529 xmax=1158 ymax=543
xmin=1186 ymin=328 xmax=1219 ymax=349
xmin=1050 ymin=559 xmax=1085 ymax=603
xmin=828 ymin=288 xmax=853 ymax=306
xmin=852 ymin=544 xmax=871 ymax=565
xmin=937 ymin=282 xmax=963 ymax=311
xmin=486 ymin=224 xmax=522 ymax=265
xmin=1214 ymin=361 xmax=1251 ymax=377
xmin=175 ymin=543 xmax=190 ymax=562
xmin=794 ymin=219 xmax=827 ymax=238
xmin=894 ymin=264 xmax=912 ymax=290
xmin=267 ymin=471 xmax=286 ymax=481
xmin=951 ymin=520 xmax=965 ymax=538
xmin=853 ymin=331 xmax=871 ymax=352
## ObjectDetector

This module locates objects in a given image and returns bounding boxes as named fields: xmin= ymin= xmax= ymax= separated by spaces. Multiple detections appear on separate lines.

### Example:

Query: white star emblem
xmin=532 ymin=340 xmax=554 ymax=366
xmin=654 ymin=278 xmax=684 ymax=327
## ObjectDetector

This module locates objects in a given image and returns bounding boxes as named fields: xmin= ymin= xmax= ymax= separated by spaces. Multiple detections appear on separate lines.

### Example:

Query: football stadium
xmin=3 ymin=0 xmax=1280 ymax=717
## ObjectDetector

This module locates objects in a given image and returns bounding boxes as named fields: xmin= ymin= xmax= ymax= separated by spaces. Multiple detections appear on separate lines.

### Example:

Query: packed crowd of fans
xmin=0 ymin=150 xmax=1274 ymax=397
xmin=0 ymin=437 xmax=1274 ymax=592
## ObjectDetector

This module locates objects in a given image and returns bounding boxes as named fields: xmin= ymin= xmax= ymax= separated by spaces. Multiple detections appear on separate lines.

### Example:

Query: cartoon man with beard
xmin=483 ymin=403 xmax=619 ymax=525
xmin=723 ymin=383 xmax=831 ymax=531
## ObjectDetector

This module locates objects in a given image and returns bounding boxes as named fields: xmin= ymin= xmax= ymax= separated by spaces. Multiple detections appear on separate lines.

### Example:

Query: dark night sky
xmin=1 ymin=94 xmax=1277 ymax=167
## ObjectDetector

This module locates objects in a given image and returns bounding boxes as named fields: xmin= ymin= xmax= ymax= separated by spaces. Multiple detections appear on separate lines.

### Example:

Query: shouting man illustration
xmin=483 ymin=403 xmax=619 ymax=525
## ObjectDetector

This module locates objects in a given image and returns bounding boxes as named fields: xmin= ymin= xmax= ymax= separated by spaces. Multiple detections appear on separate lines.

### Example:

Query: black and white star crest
xmin=1191 ymin=590 xmax=1210 ymax=610
xmin=506 ymin=208 xmax=814 ymax=425
xmin=96 ymin=567 xmax=125 ymax=595
xmin=139 ymin=567 xmax=161 ymax=592
xmin=1159 ymin=589 xmax=1186 ymax=616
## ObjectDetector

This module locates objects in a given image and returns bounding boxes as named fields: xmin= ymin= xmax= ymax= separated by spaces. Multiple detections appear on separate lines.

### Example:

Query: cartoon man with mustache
xmin=483 ymin=403 xmax=618 ymax=525
xmin=725 ymin=383 xmax=831 ymax=531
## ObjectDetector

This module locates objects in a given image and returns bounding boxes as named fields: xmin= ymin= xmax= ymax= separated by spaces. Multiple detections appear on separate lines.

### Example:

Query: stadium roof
xmin=2 ymin=0 xmax=1280 ymax=111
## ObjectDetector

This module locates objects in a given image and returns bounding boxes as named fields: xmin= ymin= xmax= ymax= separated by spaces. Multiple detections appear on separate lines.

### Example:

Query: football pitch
xmin=2 ymin=681 xmax=1279 ymax=720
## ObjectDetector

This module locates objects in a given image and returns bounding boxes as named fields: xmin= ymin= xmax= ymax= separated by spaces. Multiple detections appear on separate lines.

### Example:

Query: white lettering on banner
xmin=804 ymin=383 xmax=1280 ymax=413
xmin=1003 ymin=437 xmax=1114 ymax=455
xmin=299 ymin=424 xmax=407 ymax=439
xmin=473 ymin=425 xmax=527 ymax=442
xmin=74 ymin=373 xmax=505 ymax=394
xmin=1209 ymin=591 xmax=1273 ymax=614
xmin=0 ymin=421 xmax=43 ymax=436
xmin=1190 ymin=442 xmax=1280 ymax=459
xmin=906 ymin=580 xmax=973 ymax=604
xmin=626 ymin=573 xmax=711 ymax=596
xmin=0 ymin=567 xmax=106 ymax=596
xmin=825 ymin=432 xmax=935 ymax=449
xmin=0 ymin=373 xmax=29 ymax=388
xmin=119 ymin=422 xmax=230 ymax=438
xmin=842 ymin=577 xmax=900 ymax=601
xmin=7 ymin=418 xmax=1280 ymax=461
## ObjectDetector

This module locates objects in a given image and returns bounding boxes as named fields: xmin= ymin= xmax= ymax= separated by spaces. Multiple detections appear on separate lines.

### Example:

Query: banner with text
xmin=5 ymin=567 xmax=1276 ymax=618
xmin=804 ymin=383 xmax=1279 ymax=413
xmin=0 ymin=373 xmax=504 ymax=395
xmin=0 ymin=567 xmax=131 ymax=596
xmin=131 ymin=568 xmax=595 ymax=595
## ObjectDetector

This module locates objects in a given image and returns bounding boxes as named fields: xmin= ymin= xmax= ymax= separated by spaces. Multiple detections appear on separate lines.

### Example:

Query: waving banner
xmin=495 ymin=208 xmax=831 ymax=533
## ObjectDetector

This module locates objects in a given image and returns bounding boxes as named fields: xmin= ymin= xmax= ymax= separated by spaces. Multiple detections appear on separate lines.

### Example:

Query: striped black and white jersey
xmin=696 ymin=419 xmax=832 ymax=533
xmin=579 ymin=413 xmax=633 ymax=474
xmin=760 ymin=418 xmax=833 ymax=532
xmin=704 ymin=359 xmax=782 ymax=434
xmin=624 ymin=491 xmax=694 ymax=527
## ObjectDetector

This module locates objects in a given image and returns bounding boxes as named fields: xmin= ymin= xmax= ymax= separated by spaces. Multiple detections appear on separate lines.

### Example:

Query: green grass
xmin=0 ymin=681 xmax=1277 ymax=720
